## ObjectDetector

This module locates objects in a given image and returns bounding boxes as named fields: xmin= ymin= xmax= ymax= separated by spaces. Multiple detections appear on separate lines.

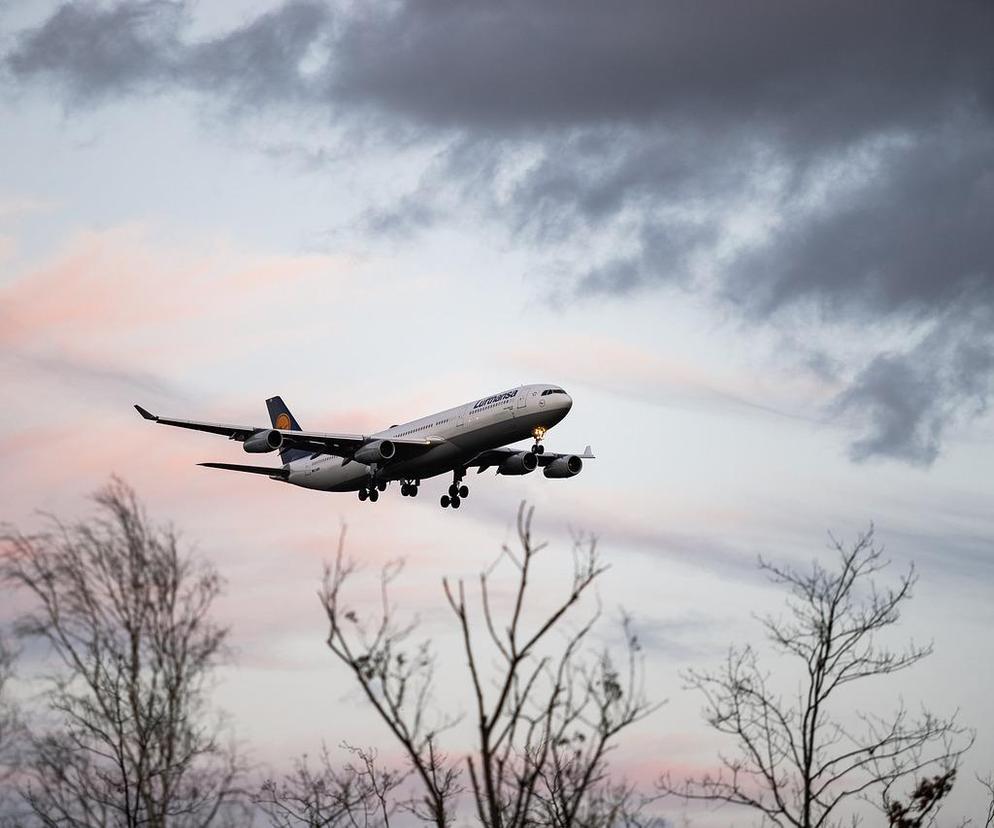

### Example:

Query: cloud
xmin=833 ymin=305 xmax=994 ymax=465
xmin=509 ymin=336 xmax=824 ymax=423
xmin=3 ymin=350 xmax=188 ymax=403
xmin=5 ymin=1 xmax=185 ymax=102
xmin=0 ymin=223 xmax=200 ymax=347
xmin=725 ymin=128 xmax=994 ymax=320
xmin=326 ymin=1 xmax=993 ymax=138
xmin=0 ymin=223 xmax=349 ymax=350
xmin=626 ymin=612 xmax=733 ymax=661
xmin=320 ymin=1 xmax=994 ymax=464
xmin=328 ymin=2 xmax=994 ymax=464
xmin=6 ymin=0 xmax=994 ymax=464
xmin=4 ymin=0 xmax=331 ymax=108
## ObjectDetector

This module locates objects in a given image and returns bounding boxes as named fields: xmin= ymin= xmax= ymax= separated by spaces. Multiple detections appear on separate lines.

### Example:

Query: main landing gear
xmin=358 ymin=479 xmax=420 ymax=502
xmin=530 ymin=426 xmax=547 ymax=454
xmin=440 ymin=470 xmax=469 ymax=509
xmin=358 ymin=480 xmax=388 ymax=503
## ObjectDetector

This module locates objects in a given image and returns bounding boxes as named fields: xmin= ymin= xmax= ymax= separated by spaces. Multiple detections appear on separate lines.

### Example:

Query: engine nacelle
xmin=243 ymin=429 xmax=283 ymax=453
xmin=543 ymin=455 xmax=583 ymax=478
xmin=498 ymin=451 xmax=538 ymax=475
xmin=353 ymin=439 xmax=396 ymax=464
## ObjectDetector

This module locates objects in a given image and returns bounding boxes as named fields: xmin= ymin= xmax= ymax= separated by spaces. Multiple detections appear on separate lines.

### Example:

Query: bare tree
xmin=1 ymin=478 xmax=244 ymax=827
xmin=0 ymin=635 xmax=18 ymax=765
xmin=659 ymin=525 xmax=971 ymax=828
xmin=257 ymin=743 xmax=404 ymax=828
xmin=0 ymin=634 xmax=22 ymax=823
xmin=321 ymin=548 xmax=461 ymax=828
xmin=318 ymin=504 xmax=660 ymax=828
xmin=979 ymin=773 xmax=994 ymax=828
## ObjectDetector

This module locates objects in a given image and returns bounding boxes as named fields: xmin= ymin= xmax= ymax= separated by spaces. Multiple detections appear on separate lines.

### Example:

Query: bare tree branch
xmin=1 ymin=477 xmax=246 ymax=827
xmin=0 ymin=634 xmax=24 ymax=825
xmin=979 ymin=773 xmax=994 ymax=828
xmin=320 ymin=526 xmax=460 ymax=828
xmin=257 ymin=742 xmax=405 ymax=828
xmin=659 ymin=525 xmax=972 ymax=828
xmin=318 ymin=503 xmax=662 ymax=828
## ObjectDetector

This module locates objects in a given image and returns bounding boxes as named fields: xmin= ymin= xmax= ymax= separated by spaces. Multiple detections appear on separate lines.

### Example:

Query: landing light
xmin=532 ymin=426 xmax=547 ymax=439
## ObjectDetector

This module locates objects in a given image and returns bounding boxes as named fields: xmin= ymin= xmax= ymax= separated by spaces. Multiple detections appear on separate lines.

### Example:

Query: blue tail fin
xmin=266 ymin=396 xmax=309 ymax=465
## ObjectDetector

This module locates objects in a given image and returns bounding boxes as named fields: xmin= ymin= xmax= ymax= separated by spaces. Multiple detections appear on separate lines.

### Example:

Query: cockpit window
xmin=541 ymin=389 xmax=568 ymax=396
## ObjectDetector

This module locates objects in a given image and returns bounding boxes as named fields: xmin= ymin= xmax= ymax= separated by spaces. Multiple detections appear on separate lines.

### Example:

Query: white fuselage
xmin=286 ymin=383 xmax=572 ymax=491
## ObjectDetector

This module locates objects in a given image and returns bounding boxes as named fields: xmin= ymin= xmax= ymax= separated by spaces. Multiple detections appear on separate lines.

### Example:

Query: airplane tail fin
xmin=266 ymin=396 xmax=309 ymax=465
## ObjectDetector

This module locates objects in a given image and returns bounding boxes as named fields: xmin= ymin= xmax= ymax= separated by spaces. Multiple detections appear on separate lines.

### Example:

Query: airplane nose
xmin=564 ymin=393 xmax=573 ymax=410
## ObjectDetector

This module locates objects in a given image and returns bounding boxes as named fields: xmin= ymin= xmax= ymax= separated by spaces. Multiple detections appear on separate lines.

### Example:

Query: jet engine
xmin=353 ymin=439 xmax=396 ymax=464
xmin=497 ymin=451 xmax=538 ymax=475
xmin=543 ymin=455 xmax=583 ymax=478
xmin=243 ymin=429 xmax=283 ymax=453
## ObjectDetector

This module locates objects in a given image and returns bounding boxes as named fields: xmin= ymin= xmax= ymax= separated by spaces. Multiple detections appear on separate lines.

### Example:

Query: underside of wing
xmin=278 ymin=429 xmax=368 ymax=456
xmin=281 ymin=431 xmax=442 ymax=461
xmin=468 ymin=445 xmax=595 ymax=473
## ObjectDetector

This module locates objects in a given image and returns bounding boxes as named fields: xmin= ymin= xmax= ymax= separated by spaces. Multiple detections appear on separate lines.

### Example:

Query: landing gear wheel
xmin=448 ymin=483 xmax=459 ymax=498
xmin=411 ymin=485 xmax=418 ymax=497
xmin=377 ymin=482 xmax=387 ymax=492
xmin=401 ymin=484 xmax=410 ymax=496
xmin=369 ymin=489 xmax=379 ymax=502
xmin=451 ymin=496 xmax=461 ymax=509
xmin=358 ymin=488 xmax=368 ymax=501
xmin=531 ymin=426 xmax=547 ymax=454
xmin=458 ymin=485 xmax=469 ymax=498
xmin=440 ymin=495 xmax=450 ymax=508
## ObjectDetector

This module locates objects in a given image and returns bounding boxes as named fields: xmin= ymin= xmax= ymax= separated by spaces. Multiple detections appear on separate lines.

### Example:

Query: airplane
xmin=134 ymin=383 xmax=593 ymax=509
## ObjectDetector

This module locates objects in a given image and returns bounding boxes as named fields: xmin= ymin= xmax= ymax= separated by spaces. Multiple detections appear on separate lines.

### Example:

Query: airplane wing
xmin=134 ymin=405 xmax=438 ymax=460
xmin=198 ymin=462 xmax=290 ymax=479
xmin=468 ymin=444 xmax=596 ymax=473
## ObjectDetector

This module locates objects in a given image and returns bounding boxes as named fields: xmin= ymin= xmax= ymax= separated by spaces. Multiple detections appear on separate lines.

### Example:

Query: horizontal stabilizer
xmin=198 ymin=462 xmax=289 ymax=480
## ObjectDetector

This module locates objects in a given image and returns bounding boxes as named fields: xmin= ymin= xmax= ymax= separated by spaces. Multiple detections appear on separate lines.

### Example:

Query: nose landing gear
xmin=530 ymin=426 xmax=547 ymax=454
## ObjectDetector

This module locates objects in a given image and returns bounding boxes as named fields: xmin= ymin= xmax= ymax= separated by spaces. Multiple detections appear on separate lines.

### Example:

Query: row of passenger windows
xmin=397 ymin=418 xmax=449 ymax=437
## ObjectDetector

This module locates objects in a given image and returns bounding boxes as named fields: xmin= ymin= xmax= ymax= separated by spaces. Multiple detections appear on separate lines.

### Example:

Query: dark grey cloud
xmin=725 ymin=127 xmax=994 ymax=320
xmin=6 ymin=0 xmax=994 ymax=464
xmin=4 ymin=0 xmax=330 ymax=107
xmin=4 ymin=1 xmax=185 ymax=99
xmin=833 ymin=306 xmax=994 ymax=466
xmin=324 ymin=1 xmax=994 ymax=466
xmin=330 ymin=1 xmax=993 ymax=141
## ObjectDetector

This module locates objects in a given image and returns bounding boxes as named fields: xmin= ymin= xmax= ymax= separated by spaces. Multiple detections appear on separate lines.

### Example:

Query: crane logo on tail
xmin=274 ymin=413 xmax=291 ymax=430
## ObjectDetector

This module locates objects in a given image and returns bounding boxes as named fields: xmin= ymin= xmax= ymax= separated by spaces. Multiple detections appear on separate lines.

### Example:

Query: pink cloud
xmin=0 ymin=223 xmax=353 ymax=354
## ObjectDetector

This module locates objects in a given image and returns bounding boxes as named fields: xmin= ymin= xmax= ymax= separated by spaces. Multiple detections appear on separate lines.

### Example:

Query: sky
xmin=1 ymin=0 xmax=992 ymax=824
